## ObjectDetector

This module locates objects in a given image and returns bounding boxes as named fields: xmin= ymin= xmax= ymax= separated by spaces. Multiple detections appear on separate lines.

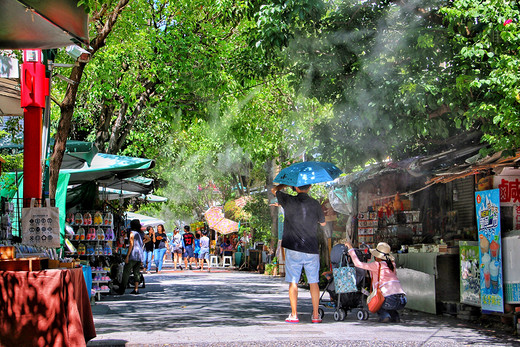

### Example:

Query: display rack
xmin=65 ymin=210 xmax=120 ymax=300
xmin=357 ymin=210 xmax=422 ymax=250
xmin=92 ymin=266 xmax=111 ymax=300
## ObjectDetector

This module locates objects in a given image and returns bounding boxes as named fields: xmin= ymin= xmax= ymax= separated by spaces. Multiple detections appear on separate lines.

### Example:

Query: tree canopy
xmin=19 ymin=0 xmax=519 ymax=233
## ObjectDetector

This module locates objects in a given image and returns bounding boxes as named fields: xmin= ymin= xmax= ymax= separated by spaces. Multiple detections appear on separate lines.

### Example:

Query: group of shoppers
xmin=141 ymin=224 xmax=213 ymax=272
xmin=142 ymin=224 xmax=168 ymax=273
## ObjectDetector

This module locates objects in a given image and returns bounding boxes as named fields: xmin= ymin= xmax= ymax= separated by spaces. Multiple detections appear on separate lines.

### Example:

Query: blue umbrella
xmin=274 ymin=161 xmax=343 ymax=186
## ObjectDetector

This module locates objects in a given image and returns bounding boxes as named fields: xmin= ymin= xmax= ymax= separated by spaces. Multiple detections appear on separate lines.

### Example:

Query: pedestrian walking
xmin=194 ymin=231 xmax=201 ymax=268
xmin=153 ymin=224 xmax=168 ymax=273
xmin=182 ymin=225 xmax=195 ymax=270
xmin=199 ymin=230 xmax=211 ymax=271
xmin=345 ymin=241 xmax=407 ymax=322
xmin=118 ymin=219 xmax=144 ymax=295
xmin=171 ymin=227 xmax=183 ymax=270
xmin=143 ymin=226 xmax=154 ymax=273
xmin=271 ymin=184 xmax=326 ymax=323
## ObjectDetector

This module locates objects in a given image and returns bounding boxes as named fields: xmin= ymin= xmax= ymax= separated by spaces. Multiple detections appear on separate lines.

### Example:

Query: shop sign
xmin=459 ymin=241 xmax=480 ymax=306
xmin=475 ymin=189 xmax=504 ymax=313
xmin=514 ymin=205 xmax=520 ymax=231
xmin=494 ymin=175 xmax=520 ymax=206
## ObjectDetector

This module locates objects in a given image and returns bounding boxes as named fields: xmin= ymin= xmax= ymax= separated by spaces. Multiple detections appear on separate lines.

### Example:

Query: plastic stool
xmin=210 ymin=256 xmax=220 ymax=267
xmin=222 ymin=256 xmax=233 ymax=267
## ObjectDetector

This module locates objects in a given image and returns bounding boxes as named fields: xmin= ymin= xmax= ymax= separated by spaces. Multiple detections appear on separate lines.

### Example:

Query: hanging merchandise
xmin=74 ymin=212 xmax=83 ymax=225
xmin=105 ymin=228 xmax=114 ymax=241
xmin=78 ymin=243 xmax=86 ymax=255
xmin=21 ymin=198 xmax=60 ymax=248
xmin=96 ymin=227 xmax=105 ymax=241
xmin=94 ymin=211 xmax=103 ymax=225
xmin=103 ymin=213 xmax=113 ymax=226
xmin=83 ymin=212 xmax=92 ymax=225
xmin=87 ymin=227 xmax=96 ymax=240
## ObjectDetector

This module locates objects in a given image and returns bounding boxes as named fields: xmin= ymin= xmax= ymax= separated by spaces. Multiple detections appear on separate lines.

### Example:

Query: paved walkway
xmin=87 ymin=267 xmax=519 ymax=347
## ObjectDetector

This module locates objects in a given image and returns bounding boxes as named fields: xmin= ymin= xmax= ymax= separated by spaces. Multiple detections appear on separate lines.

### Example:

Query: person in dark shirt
xmin=153 ymin=224 xmax=168 ymax=273
xmin=271 ymin=184 xmax=326 ymax=323
xmin=182 ymin=225 xmax=195 ymax=270
xmin=143 ymin=226 xmax=154 ymax=273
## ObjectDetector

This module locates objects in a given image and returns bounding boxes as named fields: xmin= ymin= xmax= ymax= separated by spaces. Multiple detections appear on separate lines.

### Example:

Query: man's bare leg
xmin=289 ymin=282 xmax=298 ymax=317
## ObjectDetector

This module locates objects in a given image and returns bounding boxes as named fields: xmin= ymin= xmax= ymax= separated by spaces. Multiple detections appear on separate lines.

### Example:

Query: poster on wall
xmin=460 ymin=241 xmax=481 ymax=306
xmin=475 ymin=189 xmax=504 ymax=313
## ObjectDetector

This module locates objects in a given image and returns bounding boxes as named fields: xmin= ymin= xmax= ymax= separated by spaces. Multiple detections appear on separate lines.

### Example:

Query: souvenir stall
xmin=203 ymin=206 xmax=240 ymax=267
xmin=431 ymin=157 xmax=520 ymax=327
xmin=330 ymin=144 xmax=487 ymax=315
xmin=0 ymin=3 xmax=95 ymax=344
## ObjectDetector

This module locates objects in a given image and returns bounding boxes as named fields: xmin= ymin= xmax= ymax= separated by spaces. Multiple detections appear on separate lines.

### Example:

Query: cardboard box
xmin=0 ymin=257 xmax=48 ymax=271
xmin=48 ymin=259 xmax=60 ymax=269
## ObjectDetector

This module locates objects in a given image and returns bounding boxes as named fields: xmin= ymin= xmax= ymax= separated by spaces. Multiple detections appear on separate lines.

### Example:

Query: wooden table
xmin=0 ymin=267 xmax=96 ymax=346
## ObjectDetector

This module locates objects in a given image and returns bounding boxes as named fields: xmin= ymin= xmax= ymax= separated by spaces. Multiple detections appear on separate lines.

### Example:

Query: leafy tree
xmin=441 ymin=1 xmax=520 ymax=156
xmin=250 ymin=0 xmax=472 ymax=169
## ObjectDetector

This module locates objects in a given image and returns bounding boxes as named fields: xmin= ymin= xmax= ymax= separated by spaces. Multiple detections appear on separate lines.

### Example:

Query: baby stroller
xmin=318 ymin=244 xmax=371 ymax=321
xmin=109 ymin=253 xmax=145 ymax=294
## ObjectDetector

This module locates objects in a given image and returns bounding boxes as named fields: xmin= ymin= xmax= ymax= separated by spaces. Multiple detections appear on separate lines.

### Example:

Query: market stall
xmin=0 ymin=267 xmax=96 ymax=346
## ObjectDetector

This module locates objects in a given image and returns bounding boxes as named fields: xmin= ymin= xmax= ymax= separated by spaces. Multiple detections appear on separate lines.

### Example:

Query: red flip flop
xmin=285 ymin=314 xmax=299 ymax=323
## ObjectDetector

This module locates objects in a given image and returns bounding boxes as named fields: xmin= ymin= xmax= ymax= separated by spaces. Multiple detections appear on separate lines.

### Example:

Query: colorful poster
xmin=475 ymin=189 xmax=504 ymax=313
xmin=459 ymin=241 xmax=480 ymax=306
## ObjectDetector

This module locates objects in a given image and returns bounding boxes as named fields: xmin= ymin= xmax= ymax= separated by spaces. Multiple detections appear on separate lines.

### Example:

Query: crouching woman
xmin=345 ymin=242 xmax=407 ymax=322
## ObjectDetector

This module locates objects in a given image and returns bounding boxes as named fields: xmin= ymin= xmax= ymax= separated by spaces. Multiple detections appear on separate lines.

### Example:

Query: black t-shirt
xmin=183 ymin=232 xmax=194 ymax=246
xmin=276 ymin=191 xmax=325 ymax=254
xmin=154 ymin=231 xmax=167 ymax=249
xmin=144 ymin=232 xmax=154 ymax=252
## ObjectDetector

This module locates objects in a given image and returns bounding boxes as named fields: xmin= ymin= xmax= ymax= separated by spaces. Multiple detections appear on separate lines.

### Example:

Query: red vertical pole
xmin=21 ymin=50 xmax=47 ymax=207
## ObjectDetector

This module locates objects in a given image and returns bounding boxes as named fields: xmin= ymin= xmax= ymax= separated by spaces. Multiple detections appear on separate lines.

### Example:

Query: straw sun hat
xmin=370 ymin=242 xmax=395 ymax=261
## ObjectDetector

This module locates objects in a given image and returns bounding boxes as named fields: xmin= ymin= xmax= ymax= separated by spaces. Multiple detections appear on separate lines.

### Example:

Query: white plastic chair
xmin=209 ymin=255 xmax=220 ymax=268
xmin=222 ymin=256 xmax=233 ymax=267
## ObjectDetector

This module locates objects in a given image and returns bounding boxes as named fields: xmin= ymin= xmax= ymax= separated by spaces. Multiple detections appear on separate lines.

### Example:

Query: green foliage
xmin=1 ymin=154 xmax=24 ymax=172
xmin=243 ymin=194 xmax=272 ymax=243
xmin=441 ymin=1 xmax=520 ymax=154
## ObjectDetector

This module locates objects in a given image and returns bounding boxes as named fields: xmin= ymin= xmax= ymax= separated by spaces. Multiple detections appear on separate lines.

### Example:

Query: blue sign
xmin=475 ymin=189 xmax=504 ymax=313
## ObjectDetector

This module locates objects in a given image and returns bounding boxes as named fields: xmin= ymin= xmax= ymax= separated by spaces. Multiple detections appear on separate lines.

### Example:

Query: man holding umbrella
xmin=271 ymin=183 xmax=326 ymax=323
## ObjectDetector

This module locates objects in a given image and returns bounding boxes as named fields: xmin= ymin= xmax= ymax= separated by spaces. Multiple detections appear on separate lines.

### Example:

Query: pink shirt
xmin=348 ymin=248 xmax=405 ymax=297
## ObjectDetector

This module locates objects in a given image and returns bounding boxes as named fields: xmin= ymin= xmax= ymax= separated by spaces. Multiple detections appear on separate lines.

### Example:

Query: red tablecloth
xmin=0 ymin=267 xmax=96 ymax=347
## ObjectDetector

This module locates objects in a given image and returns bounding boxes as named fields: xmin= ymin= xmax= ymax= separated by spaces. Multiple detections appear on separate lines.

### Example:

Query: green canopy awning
xmin=60 ymin=153 xmax=155 ymax=185
xmin=101 ymin=176 xmax=154 ymax=194
xmin=0 ymin=140 xmax=98 ymax=169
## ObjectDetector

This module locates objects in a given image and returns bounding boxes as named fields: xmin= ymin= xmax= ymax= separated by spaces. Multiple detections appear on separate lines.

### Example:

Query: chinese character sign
xmin=475 ymin=189 xmax=504 ymax=313
xmin=494 ymin=176 xmax=520 ymax=206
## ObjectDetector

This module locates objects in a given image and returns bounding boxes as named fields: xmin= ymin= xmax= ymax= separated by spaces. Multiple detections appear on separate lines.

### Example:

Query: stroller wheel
xmin=363 ymin=310 xmax=369 ymax=320
xmin=356 ymin=310 xmax=364 ymax=321
xmin=334 ymin=308 xmax=346 ymax=321
xmin=318 ymin=308 xmax=325 ymax=320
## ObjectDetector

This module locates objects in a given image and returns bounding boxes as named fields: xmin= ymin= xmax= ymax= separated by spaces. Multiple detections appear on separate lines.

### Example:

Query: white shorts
xmin=284 ymin=248 xmax=320 ymax=284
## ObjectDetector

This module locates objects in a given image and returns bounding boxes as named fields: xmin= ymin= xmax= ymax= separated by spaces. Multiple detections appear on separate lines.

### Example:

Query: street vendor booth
xmin=330 ymin=142 xmax=520 ymax=325
xmin=0 ymin=0 xmax=94 ymax=344
xmin=329 ymin=143 xmax=485 ymax=315
xmin=203 ymin=206 xmax=240 ymax=267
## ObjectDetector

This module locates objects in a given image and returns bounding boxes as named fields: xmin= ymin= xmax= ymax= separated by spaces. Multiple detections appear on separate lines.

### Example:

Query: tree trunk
xmin=49 ymin=64 xmax=86 ymax=199
xmin=107 ymin=80 xmax=158 ymax=154
xmin=94 ymin=100 xmax=116 ymax=153
xmin=48 ymin=0 xmax=130 ymax=199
